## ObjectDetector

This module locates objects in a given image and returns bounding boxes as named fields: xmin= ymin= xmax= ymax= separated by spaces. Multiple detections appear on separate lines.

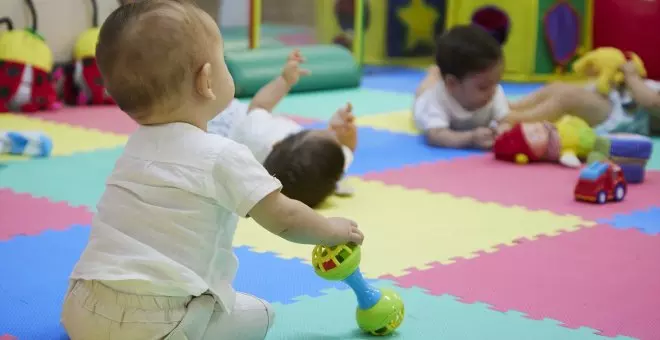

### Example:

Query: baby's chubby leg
xmin=202 ymin=292 xmax=274 ymax=340
xmin=506 ymin=82 xmax=612 ymax=126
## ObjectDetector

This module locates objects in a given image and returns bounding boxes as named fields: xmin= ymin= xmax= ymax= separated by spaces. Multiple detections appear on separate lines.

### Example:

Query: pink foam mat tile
xmin=365 ymin=155 xmax=660 ymax=221
xmin=0 ymin=335 xmax=16 ymax=340
xmin=0 ymin=188 xmax=93 ymax=240
xmin=386 ymin=224 xmax=660 ymax=339
xmin=31 ymin=105 xmax=137 ymax=135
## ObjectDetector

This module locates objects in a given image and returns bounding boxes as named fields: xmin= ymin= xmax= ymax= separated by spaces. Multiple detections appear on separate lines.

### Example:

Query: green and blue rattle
xmin=311 ymin=243 xmax=404 ymax=336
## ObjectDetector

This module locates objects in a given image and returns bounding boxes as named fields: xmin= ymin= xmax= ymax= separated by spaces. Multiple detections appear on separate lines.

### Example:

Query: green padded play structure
xmin=225 ymin=45 xmax=361 ymax=98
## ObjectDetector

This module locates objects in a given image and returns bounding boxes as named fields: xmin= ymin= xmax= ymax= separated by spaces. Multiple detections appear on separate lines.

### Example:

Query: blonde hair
xmin=96 ymin=0 xmax=219 ymax=121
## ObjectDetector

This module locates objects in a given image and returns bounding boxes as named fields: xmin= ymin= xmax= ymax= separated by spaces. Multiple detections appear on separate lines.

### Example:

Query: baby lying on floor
xmin=505 ymin=61 xmax=660 ymax=136
xmin=208 ymin=49 xmax=357 ymax=208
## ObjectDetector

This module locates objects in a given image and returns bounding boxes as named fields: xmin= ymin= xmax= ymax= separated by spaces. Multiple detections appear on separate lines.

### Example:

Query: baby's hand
xmin=472 ymin=127 xmax=494 ymax=149
xmin=495 ymin=122 xmax=512 ymax=136
xmin=325 ymin=217 xmax=363 ymax=246
xmin=282 ymin=49 xmax=311 ymax=86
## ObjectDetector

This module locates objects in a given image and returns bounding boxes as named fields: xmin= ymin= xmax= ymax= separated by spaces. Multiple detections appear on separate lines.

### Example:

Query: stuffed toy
xmin=493 ymin=115 xmax=598 ymax=168
xmin=63 ymin=0 xmax=114 ymax=106
xmin=572 ymin=47 xmax=647 ymax=96
xmin=0 ymin=130 xmax=52 ymax=157
xmin=0 ymin=1 xmax=60 ymax=113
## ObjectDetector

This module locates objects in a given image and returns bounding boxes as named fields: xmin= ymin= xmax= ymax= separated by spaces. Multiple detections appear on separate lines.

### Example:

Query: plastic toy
xmin=572 ymin=47 xmax=646 ymax=95
xmin=0 ymin=131 xmax=52 ymax=157
xmin=63 ymin=0 xmax=114 ymax=106
xmin=446 ymin=0 xmax=593 ymax=82
xmin=0 ymin=0 xmax=60 ymax=113
xmin=311 ymin=243 xmax=404 ymax=336
xmin=494 ymin=115 xmax=597 ymax=168
xmin=587 ymin=133 xmax=653 ymax=184
xmin=593 ymin=0 xmax=660 ymax=80
xmin=574 ymin=161 xmax=626 ymax=204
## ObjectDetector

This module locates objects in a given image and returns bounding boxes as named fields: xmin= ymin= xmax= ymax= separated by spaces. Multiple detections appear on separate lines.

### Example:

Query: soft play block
xmin=606 ymin=134 xmax=653 ymax=183
xmin=389 ymin=225 xmax=660 ymax=339
xmin=233 ymin=177 xmax=592 ymax=278
xmin=226 ymin=45 xmax=360 ymax=97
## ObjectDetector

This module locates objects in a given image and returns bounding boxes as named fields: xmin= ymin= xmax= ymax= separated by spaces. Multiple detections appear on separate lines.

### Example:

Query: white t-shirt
xmin=413 ymin=81 xmax=509 ymax=131
xmin=69 ymin=122 xmax=282 ymax=312
xmin=208 ymin=99 xmax=355 ymax=169
xmin=208 ymin=99 xmax=303 ymax=163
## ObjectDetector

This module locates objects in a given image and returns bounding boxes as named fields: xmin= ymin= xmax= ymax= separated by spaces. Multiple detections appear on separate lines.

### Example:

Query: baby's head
xmin=263 ymin=130 xmax=346 ymax=208
xmin=97 ymin=0 xmax=234 ymax=126
xmin=436 ymin=24 xmax=503 ymax=111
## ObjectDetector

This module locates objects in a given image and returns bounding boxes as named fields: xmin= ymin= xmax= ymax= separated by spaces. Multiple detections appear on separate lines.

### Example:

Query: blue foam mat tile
xmin=267 ymin=282 xmax=634 ymax=340
xmin=233 ymin=246 xmax=366 ymax=304
xmin=599 ymin=206 xmax=660 ymax=235
xmin=0 ymin=148 xmax=122 ymax=208
xmin=0 ymin=226 xmax=88 ymax=339
xmin=360 ymin=66 xmax=426 ymax=94
xmin=0 ymin=227 xmax=362 ymax=339
xmin=305 ymin=123 xmax=483 ymax=175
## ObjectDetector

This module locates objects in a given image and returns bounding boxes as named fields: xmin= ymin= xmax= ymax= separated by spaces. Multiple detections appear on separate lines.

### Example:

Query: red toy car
xmin=574 ymin=161 xmax=627 ymax=204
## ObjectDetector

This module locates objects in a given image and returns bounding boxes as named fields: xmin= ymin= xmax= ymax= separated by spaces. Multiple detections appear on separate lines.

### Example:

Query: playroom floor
xmin=1 ymin=65 xmax=660 ymax=340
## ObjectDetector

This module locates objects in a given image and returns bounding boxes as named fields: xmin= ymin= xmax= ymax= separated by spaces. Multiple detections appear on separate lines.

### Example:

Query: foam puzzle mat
xmin=1 ymin=65 xmax=660 ymax=340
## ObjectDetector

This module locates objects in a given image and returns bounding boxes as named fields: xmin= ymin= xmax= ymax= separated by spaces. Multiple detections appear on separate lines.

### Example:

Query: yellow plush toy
xmin=572 ymin=47 xmax=647 ymax=96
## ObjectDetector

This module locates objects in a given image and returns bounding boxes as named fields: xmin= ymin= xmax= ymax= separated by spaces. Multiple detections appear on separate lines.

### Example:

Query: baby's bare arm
xmin=625 ymin=74 xmax=660 ymax=113
xmin=247 ymin=76 xmax=291 ymax=113
xmin=249 ymin=191 xmax=361 ymax=246
xmin=425 ymin=128 xmax=474 ymax=148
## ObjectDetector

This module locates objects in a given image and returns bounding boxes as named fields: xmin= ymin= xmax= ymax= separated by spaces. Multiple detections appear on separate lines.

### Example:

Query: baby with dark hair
xmin=208 ymin=49 xmax=357 ymax=208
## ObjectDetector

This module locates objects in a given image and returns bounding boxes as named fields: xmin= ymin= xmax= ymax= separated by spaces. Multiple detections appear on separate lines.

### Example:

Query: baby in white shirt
xmin=209 ymin=49 xmax=358 ymax=208
xmin=60 ymin=2 xmax=363 ymax=340
xmin=413 ymin=25 xmax=511 ymax=150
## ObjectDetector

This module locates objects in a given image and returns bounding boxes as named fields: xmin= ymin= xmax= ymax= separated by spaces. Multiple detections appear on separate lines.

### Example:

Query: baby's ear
xmin=195 ymin=62 xmax=216 ymax=100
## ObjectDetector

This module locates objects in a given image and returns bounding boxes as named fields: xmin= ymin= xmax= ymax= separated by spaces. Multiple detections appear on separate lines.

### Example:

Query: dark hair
xmin=263 ymin=130 xmax=345 ymax=208
xmin=435 ymin=24 xmax=502 ymax=80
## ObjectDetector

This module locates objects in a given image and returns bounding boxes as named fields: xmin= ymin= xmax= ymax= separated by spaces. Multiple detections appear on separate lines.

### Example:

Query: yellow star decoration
xmin=396 ymin=0 xmax=440 ymax=51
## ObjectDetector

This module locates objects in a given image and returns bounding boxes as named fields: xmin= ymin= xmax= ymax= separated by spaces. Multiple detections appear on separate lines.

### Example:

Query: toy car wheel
xmin=597 ymin=191 xmax=607 ymax=204
xmin=614 ymin=184 xmax=626 ymax=201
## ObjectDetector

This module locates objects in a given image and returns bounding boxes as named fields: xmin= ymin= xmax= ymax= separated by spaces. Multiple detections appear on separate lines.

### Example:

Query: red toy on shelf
xmin=574 ymin=161 xmax=627 ymax=204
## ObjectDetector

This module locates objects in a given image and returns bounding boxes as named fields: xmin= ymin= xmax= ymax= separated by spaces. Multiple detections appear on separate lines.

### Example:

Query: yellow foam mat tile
xmin=356 ymin=110 xmax=418 ymax=135
xmin=0 ymin=114 xmax=128 ymax=161
xmin=234 ymin=178 xmax=595 ymax=278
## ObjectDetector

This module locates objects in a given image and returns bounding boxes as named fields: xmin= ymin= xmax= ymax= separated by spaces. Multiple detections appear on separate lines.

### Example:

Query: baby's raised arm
xmin=249 ymin=191 xmax=363 ymax=246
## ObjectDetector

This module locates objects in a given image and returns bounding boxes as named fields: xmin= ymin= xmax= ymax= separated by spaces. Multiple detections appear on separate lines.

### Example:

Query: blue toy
xmin=0 ymin=131 xmax=52 ymax=157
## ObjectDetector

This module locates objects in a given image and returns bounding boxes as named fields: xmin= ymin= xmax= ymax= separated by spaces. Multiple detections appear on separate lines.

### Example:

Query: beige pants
xmin=61 ymin=280 xmax=274 ymax=340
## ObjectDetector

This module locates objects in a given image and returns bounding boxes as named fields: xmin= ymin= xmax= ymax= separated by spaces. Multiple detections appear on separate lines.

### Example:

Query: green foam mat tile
xmin=267 ymin=281 xmax=633 ymax=340
xmin=0 ymin=148 xmax=122 ymax=208
xmin=263 ymin=88 xmax=414 ymax=119
xmin=648 ymin=137 xmax=660 ymax=170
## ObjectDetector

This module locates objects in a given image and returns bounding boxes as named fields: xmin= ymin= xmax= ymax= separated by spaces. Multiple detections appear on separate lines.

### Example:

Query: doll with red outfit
xmin=493 ymin=115 xmax=598 ymax=168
